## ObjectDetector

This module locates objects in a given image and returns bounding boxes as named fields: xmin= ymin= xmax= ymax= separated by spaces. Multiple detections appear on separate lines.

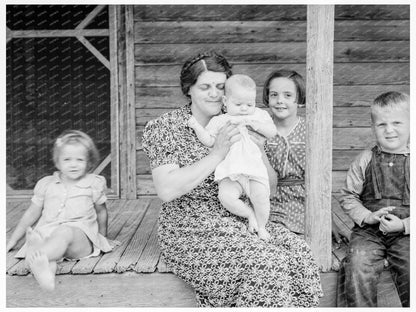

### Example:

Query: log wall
xmin=133 ymin=5 xmax=410 ymax=196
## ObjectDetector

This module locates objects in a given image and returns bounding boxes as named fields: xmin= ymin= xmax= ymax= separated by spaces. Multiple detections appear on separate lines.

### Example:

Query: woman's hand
xmin=211 ymin=121 xmax=241 ymax=160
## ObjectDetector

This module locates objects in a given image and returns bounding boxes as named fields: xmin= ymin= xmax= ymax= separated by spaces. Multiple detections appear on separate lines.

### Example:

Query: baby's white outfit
xmin=206 ymin=108 xmax=274 ymax=196
xmin=15 ymin=172 xmax=112 ymax=259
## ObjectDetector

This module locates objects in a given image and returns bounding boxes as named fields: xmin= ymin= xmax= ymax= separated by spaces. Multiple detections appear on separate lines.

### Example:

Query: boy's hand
xmin=363 ymin=206 xmax=395 ymax=225
xmin=379 ymin=214 xmax=404 ymax=234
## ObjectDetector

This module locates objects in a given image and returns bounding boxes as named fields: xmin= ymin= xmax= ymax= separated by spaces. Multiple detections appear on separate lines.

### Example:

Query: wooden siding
xmin=134 ymin=5 xmax=410 ymax=196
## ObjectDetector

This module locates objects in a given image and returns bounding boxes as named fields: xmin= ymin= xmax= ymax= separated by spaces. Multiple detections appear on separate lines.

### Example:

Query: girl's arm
xmin=6 ymin=202 xmax=43 ymax=252
xmin=94 ymin=203 xmax=108 ymax=237
xmin=153 ymin=122 xmax=240 ymax=202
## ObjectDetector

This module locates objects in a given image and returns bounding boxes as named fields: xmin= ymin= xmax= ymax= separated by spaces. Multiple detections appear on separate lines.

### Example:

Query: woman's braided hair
xmin=180 ymin=51 xmax=232 ymax=98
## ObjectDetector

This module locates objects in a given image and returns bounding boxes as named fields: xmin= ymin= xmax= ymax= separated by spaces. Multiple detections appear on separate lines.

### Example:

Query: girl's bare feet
xmin=25 ymin=227 xmax=44 ymax=256
xmin=26 ymin=250 xmax=56 ymax=291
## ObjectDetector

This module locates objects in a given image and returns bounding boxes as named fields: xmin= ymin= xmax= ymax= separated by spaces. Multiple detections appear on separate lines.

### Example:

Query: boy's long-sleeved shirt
xmin=340 ymin=148 xmax=410 ymax=235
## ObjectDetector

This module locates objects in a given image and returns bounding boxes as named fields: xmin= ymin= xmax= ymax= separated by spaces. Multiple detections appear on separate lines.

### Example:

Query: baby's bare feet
xmin=257 ymin=228 xmax=271 ymax=241
xmin=27 ymin=250 xmax=55 ymax=291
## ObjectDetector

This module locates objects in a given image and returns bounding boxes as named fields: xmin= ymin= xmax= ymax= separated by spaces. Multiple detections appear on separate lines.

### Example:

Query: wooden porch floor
xmin=6 ymin=197 xmax=401 ymax=307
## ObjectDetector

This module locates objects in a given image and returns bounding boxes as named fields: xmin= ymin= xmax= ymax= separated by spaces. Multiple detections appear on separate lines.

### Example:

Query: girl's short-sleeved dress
xmin=265 ymin=117 xmax=306 ymax=234
xmin=15 ymin=172 xmax=112 ymax=258
xmin=142 ymin=105 xmax=323 ymax=307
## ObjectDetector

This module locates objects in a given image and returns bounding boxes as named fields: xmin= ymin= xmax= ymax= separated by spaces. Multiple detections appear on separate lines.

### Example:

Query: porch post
xmin=305 ymin=5 xmax=334 ymax=271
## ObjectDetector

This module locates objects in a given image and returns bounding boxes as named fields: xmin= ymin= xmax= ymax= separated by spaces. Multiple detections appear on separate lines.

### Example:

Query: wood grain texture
xmin=133 ymin=5 xmax=408 ymax=22
xmin=305 ymin=5 xmax=334 ymax=271
xmin=134 ymin=63 xmax=409 ymax=87
xmin=134 ymin=84 xmax=410 ymax=109
xmin=133 ymin=20 xmax=408 ymax=44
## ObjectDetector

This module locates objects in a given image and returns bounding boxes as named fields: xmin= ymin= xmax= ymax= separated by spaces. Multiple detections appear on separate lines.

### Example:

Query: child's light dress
xmin=206 ymin=108 xmax=274 ymax=196
xmin=15 ymin=172 xmax=112 ymax=259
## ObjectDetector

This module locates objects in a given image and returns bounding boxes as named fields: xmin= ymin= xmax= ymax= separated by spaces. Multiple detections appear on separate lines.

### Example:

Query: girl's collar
xmin=52 ymin=171 xmax=95 ymax=188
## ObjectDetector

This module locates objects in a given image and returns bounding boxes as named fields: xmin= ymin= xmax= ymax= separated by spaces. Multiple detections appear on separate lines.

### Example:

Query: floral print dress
xmin=265 ymin=117 xmax=306 ymax=234
xmin=142 ymin=105 xmax=322 ymax=307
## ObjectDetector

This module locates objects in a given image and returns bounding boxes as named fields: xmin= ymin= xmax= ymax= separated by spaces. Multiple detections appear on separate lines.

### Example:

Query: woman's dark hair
xmin=180 ymin=52 xmax=232 ymax=98
xmin=262 ymin=70 xmax=306 ymax=106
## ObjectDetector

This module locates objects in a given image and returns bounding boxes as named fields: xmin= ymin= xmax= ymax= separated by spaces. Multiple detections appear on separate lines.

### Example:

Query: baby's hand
xmin=379 ymin=214 xmax=404 ymax=234
xmin=187 ymin=116 xmax=198 ymax=128
xmin=363 ymin=206 xmax=395 ymax=225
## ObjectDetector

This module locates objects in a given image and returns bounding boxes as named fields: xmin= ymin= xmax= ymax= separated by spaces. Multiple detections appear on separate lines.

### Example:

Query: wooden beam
xmin=9 ymin=29 xmax=109 ymax=38
xmin=305 ymin=5 xmax=334 ymax=271
xmin=76 ymin=35 xmax=110 ymax=69
xmin=109 ymin=5 xmax=120 ymax=197
xmin=93 ymin=154 xmax=112 ymax=175
xmin=125 ymin=5 xmax=137 ymax=199
xmin=76 ymin=5 xmax=107 ymax=30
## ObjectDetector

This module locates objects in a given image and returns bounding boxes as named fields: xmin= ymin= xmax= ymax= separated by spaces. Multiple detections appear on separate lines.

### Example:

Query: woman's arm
xmin=6 ymin=202 xmax=43 ymax=252
xmin=94 ymin=203 xmax=108 ymax=237
xmin=153 ymin=122 xmax=240 ymax=202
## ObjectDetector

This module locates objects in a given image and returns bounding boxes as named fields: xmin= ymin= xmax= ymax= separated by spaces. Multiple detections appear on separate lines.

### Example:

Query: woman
xmin=142 ymin=52 xmax=322 ymax=307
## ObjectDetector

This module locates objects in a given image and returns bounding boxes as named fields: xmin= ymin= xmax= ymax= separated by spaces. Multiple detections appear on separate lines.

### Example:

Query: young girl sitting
xmin=6 ymin=130 xmax=115 ymax=291
xmin=188 ymin=74 xmax=277 ymax=240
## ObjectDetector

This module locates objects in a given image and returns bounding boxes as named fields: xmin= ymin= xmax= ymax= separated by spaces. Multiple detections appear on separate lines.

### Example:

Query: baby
xmin=188 ymin=74 xmax=277 ymax=240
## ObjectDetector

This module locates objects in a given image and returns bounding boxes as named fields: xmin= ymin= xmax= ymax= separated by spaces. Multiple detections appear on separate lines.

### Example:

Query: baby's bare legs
xmin=218 ymin=178 xmax=258 ymax=233
xmin=25 ymin=226 xmax=93 ymax=291
xmin=249 ymin=180 xmax=271 ymax=240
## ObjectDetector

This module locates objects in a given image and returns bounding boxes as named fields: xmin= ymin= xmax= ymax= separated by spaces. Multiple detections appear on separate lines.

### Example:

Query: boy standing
xmin=337 ymin=91 xmax=410 ymax=307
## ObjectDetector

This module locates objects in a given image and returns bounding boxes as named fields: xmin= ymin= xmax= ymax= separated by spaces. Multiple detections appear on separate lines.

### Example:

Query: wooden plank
xmin=134 ymin=222 xmax=160 ymax=273
xmin=305 ymin=4 xmax=334 ymax=271
xmin=10 ymin=29 xmax=109 ymax=38
xmin=136 ymin=150 xmax=150 ymax=175
xmin=335 ymin=5 xmax=409 ymax=20
xmin=134 ymin=5 xmax=307 ymax=21
xmin=125 ymin=5 xmax=137 ymax=199
xmin=333 ymin=150 xmax=362 ymax=171
xmin=109 ymin=5 xmax=120 ymax=197
xmin=333 ymin=85 xmax=410 ymax=106
xmin=133 ymin=20 xmax=409 ymax=44
xmin=333 ymin=171 xmax=348 ymax=193
xmin=333 ymin=128 xmax=374 ymax=149
xmin=6 ymin=273 xmax=197 ymax=307
xmin=134 ymin=63 xmax=409 ymax=87
xmin=133 ymin=5 xmax=409 ymax=21
xmin=76 ymin=36 xmax=110 ymax=69
xmin=75 ymin=5 xmax=106 ymax=30
xmin=136 ymin=175 xmax=156 ymax=196
xmin=93 ymin=199 xmax=150 ymax=273
xmin=134 ymin=41 xmax=408 ymax=64
xmin=115 ymin=199 xmax=160 ymax=272
xmin=134 ymin=84 xmax=410 ymax=109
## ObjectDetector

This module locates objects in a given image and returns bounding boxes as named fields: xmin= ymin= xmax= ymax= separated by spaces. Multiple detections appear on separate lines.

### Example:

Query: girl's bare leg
xmin=218 ymin=178 xmax=258 ymax=233
xmin=25 ymin=226 xmax=93 ymax=291
xmin=249 ymin=180 xmax=271 ymax=240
